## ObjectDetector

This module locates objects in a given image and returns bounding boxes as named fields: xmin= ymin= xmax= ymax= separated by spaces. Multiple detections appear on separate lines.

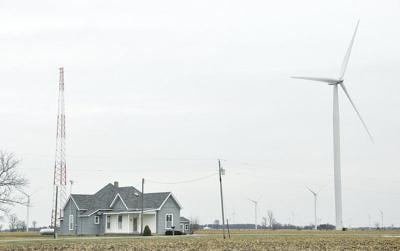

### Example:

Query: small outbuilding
xmin=180 ymin=216 xmax=190 ymax=233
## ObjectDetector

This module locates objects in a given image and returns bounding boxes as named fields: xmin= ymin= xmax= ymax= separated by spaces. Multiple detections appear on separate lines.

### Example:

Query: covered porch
xmin=104 ymin=211 xmax=156 ymax=234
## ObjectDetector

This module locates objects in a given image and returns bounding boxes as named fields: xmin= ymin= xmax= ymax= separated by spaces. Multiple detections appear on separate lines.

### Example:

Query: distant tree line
xmin=199 ymin=223 xmax=336 ymax=230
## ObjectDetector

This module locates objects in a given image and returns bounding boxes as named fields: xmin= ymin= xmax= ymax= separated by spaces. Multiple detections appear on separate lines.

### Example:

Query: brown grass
xmin=0 ymin=232 xmax=45 ymax=239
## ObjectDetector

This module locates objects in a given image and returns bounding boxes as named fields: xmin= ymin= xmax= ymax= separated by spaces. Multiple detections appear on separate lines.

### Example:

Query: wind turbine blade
xmin=339 ymin=20 xmax=360 ymax=80
xmin=340 ymin=83 xmax=374 ymax=143
xmin=291 ymin=76 xmax=338 ymax=84
xmin=247 ymin=197 xmax=256 ymax=203
xmin=306 ymin=186 xmax=316 ymax=195
xmin=316 ymin=186 xmax=325 ymax=195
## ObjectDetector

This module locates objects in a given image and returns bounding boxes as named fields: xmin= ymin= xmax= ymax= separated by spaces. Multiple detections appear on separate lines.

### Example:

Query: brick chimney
xmin=114 ymin=181 xmax=119 ymax=188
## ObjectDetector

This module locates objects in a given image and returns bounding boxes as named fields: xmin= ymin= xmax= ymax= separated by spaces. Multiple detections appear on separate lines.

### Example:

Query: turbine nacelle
xmin=290 ymin=76 xmax=343 ymax=86
xmin=328 ymin=80 xmax=343 ymax=86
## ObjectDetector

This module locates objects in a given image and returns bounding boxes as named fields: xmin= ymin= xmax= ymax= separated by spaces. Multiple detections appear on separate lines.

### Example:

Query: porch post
xmin=139 ymin=213 xmax=142 ymax=233
xmin=128 ymin=214 xmax=130 ymax=233
xmin=141 ymin=178 xmax=144 ymax=235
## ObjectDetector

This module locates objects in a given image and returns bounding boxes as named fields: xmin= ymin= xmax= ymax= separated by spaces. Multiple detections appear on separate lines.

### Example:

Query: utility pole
xmin=69 ymin=180 xmax=73 ymax=233
xmin=54 ymin=186 xmax=58 ymax=239
xmin=226 ymin=219 xmax=231 ymax=238
xmin=26 ymin=194 xmax=30 ymax=232
xmin=218 ymin=159 xmax=226 ymax=239
xmin=141 ymin=178 xmax=144 ymax=235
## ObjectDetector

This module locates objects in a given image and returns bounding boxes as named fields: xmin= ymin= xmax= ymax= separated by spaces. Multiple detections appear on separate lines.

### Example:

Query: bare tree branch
xmin=0 ymin=151 xmax=28 ymax=213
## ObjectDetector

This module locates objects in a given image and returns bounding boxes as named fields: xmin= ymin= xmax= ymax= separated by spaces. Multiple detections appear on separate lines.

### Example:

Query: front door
xmin=133 ymin=217 xmax=138 ymax=232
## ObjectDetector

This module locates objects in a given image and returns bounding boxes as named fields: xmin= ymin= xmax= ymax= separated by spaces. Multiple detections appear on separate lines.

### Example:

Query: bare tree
xmin=8 ymin=214 xmax=18 ymax=231
xmin=261 ymin=217 xmax=267 ymax=228
xmin=267 ymin=210 xmax=276 ymax=229
xmin=32 ymin=220 xmax=37 ymax=229
xmin=190 ymin=217 xmax=200 ymax=232
xmin=0 ymin=151 xmax=27 ymax=213
xmin=16 ymin=220 xmax=26 ymax=231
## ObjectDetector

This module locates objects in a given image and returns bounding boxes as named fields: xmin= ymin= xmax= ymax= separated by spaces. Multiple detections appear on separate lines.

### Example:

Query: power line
xmin=146 ymin=172 xmax=217 ymax=185
xmin=20 ymin=153 xmax=217 ymax=162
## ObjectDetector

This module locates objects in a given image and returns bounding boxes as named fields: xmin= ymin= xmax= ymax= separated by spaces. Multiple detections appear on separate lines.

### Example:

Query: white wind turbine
xmin=306 ymin=186 xmax=322 ymax=230
xmin=248 ymin=199 xmax=258 ymax=230
xmin=292 ymin=21 xmax=373 ymax=230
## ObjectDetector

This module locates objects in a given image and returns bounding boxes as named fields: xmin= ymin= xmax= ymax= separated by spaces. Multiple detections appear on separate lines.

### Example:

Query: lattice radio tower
xmin=51 ymin=67 xmax=67 ymax=228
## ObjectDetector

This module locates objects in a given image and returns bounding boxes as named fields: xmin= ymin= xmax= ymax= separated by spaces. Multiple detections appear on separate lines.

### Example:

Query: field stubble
xmin=0 ymin=230 xmax=399 ymax=250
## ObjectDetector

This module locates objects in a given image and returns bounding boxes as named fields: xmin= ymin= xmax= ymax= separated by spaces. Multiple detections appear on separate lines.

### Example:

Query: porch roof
xmin=102 ymin=210 xmax=156 ymax=215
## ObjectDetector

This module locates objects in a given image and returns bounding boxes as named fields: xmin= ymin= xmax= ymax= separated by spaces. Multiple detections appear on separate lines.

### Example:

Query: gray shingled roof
xmin=70 ymin=183 xmax=172 ymax=216
xmin=180 ymin=216 xmax=190 ymax=222
xmin=71 ymin=194 xmax=93 ymax=210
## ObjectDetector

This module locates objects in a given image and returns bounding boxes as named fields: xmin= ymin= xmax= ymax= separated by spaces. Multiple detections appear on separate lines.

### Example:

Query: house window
xmin=118 ymin=215 xmax=123 ymax=229
xmin=69 ymin=215 xmax=74 ymax=231
xmin=107 ymin=215 xmax=111 ymax=229
xmin=165 ymin=214 xmax=173 ymax=229
xmin=94 ymin=216 xmax=100 ymax=224
xmin=185 ymin=224 xmax=189 ymax=230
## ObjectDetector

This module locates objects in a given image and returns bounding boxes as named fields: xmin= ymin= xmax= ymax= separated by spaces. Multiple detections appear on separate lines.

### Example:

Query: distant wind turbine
xmin=248 ymin=199 xmax=258 ymax=230
xmin=292 ymin=20 xmax=373 ymax=230
xmin=19 ymin=191 xmax=31 ymax=232
xmin=306 ymin=186 xmax=322 ymax=230
xmin=18 ymin=187 xmax=41 ymax=232
xmin=378 ymin=209 xmax=384 ymax=230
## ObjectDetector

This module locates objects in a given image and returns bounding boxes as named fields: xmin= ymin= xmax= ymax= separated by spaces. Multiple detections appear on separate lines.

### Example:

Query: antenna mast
xmin=51 ymin=67 xmax=67 ymax=228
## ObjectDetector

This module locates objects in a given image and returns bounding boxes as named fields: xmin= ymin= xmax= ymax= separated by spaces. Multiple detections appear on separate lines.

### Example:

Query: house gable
xmin=63 ymin=196 xmax=80 ymax=211
xmin=158 ymin=193 xmax=182 ymax=210
xmin=110 ymin=194 xmax=128 ymax=210
xmin=156 ymin=194 xmax=181 ymax=234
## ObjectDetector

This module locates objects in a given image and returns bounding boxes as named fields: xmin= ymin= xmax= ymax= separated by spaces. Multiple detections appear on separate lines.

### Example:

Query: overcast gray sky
xmin=1 ymin=0 xmax=399 ymax=228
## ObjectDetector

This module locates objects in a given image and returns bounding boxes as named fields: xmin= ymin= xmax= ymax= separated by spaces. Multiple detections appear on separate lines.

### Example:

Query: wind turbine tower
xmin=51 ymin=67 xmax=67 ymax=228
xmin=248 ymin=199 xmax=258 ymax=230
xmin=19 ymin=191 xmax=31 ymax=232
xmin=378 ymin=209 xmax=384 ymax=230
xmin=292 ymin=21 xmax=373 ymax=230
xmin=306 ymin=186 xmax=320 ymax=230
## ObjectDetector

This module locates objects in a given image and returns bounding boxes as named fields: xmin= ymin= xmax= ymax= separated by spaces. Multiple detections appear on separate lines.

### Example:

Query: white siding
xmin=104 ymin=213 xmax=156 ymax=234
xmin=105 ymin=214 xmax=129 ymax=233
xmin=142 ymin=214 xmax=156 ymax=233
